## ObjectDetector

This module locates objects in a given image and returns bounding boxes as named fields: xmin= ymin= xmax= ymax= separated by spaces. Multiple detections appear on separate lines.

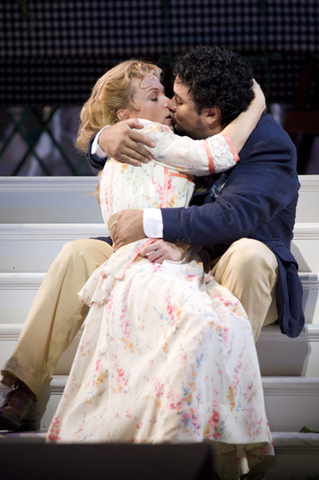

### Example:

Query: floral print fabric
xmin=47 ymin=121 xmax=273 ymax=476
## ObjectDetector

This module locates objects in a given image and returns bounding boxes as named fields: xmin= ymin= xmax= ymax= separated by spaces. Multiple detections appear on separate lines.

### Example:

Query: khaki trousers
xmin=1 ymin=237 xmax=278 ymax=396
xmin=210 ymin=238 xmax=278 ymax=341
xmin=1 ymin=239 xmax=113 ymax=396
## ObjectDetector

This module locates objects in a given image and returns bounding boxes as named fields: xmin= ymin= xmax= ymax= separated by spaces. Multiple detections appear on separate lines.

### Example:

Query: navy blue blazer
xmin=87 ymin=113 xmax=305 ymax=338
xmin=161 ymin=113 xmax=304 ymax=338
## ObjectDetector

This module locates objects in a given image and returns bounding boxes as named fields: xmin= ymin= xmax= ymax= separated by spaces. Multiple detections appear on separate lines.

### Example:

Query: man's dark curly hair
xmin=173 ymin=46 xmax=254 ymax=126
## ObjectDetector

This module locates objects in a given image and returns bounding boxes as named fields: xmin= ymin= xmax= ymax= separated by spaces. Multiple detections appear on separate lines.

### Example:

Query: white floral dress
xmin=47 ymin=121 xmax=273 ymax=477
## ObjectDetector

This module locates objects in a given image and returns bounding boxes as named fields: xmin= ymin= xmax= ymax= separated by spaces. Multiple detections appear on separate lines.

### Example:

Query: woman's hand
xmin=251 ymin=79 xmax=266 ymax=111
xmin=98 ymin=119 xmax=156 ymax=167
xmin=140 ymin=240 xmax=190 ymax=263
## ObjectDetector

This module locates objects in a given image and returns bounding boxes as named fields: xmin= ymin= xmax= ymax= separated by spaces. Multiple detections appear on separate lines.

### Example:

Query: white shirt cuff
xmin=143 ymin=209 xmax=163 ymax=238
xmin=91 ymin=126 xmax=110 ymax=158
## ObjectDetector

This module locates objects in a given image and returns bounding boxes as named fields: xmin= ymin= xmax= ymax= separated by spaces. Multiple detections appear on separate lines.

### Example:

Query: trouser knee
xmin=58 ymin=239 xmax=111 ymax=274
xmin=60 ymin=239 xmax=91 ymax=264
xmin=224 ymin=238 xmax=277 ymax=279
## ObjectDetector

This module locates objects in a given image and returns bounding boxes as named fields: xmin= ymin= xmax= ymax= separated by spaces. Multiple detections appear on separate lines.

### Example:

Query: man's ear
xmin=204 ymin=106 xmax=221 ymax=126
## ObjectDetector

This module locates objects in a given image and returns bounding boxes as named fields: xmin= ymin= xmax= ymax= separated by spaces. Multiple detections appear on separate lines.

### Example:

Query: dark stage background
xmin=0 ymin=0 xmax=318 ymax=175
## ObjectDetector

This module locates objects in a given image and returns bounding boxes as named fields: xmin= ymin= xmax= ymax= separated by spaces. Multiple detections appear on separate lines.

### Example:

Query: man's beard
xmin=173 ymin=118 xmax=207 ymax=140
xmin=173 ymin=121 xmax=190 ymax=137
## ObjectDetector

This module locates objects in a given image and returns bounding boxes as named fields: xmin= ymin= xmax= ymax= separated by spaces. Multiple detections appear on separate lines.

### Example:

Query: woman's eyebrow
xmin=146 ymin=86 xmax=165 ymax=94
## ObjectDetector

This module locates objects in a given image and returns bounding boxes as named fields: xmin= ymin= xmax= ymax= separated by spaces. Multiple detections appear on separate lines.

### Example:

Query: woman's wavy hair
xmin=173 ymin=46 xmax=254 ymax=127
xmin=77 ymin=60 xmax=162 ymax=153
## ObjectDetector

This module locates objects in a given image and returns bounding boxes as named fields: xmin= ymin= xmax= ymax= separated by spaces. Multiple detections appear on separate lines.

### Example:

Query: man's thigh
xmin=210 ymin=238 xmax=278 ymax=340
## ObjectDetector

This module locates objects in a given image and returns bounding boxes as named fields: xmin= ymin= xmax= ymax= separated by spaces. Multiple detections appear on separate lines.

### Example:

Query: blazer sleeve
xmin=161 ymin=131 xmax=299 ymax=247
xmin=87 ymin=132 xmax=108 ymax=175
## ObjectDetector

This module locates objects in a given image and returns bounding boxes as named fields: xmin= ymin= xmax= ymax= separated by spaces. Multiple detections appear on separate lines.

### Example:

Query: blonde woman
xmin=47 ymin=60 xmax=273 ymax=477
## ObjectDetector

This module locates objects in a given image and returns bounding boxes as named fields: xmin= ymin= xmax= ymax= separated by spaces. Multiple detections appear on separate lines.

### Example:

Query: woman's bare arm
xmin=222 ymin=80 xmax=266 ymax=154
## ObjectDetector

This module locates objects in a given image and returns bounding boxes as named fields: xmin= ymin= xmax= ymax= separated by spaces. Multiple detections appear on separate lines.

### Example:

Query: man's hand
xmin=99 ymin=119 xmax=155 ymax=167
xmin=140 ymin=240 xmax=190 ymax=264
xmin=112 ymin=210 xmax=145 ymax=250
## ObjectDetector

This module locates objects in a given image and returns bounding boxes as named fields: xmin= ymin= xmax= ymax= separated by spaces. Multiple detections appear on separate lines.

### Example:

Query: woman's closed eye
xmin=151 ymin=96 xmax=158 ymax=102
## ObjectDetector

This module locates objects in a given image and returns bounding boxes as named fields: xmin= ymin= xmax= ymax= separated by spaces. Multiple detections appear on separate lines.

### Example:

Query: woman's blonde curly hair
xmin=77 ymin=59 xmax=162 ymax=153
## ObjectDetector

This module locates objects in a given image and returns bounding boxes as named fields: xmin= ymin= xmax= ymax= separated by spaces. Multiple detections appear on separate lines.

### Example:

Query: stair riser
xmin=264 ymin=450 xmax=319 ymax=480
xmin=2 ymin=329 xmax=319 ymax=384
xmin=0 ymin=274 xmax=45 ymax=324
xmin=0 ymin=327 xmax=82 ymax=377
xmin=292 ymin=223 xmax=319 ymax=272
xmin=1 ymin=273 xmax=318 ymax=325
xmin=1 ymin=328 xmax=319 ymax=384
xmin=0 ymin=177 xmax=101 ymax=224
xmin=262 ymin=378 xmax=319 ymax=432
xmin=257 ymin=330 xmax=319 ymax=377
xmin=0 ymin=224 xmax=108 ymax=273
xmin=2 ymin=377 xmax=318 ymax=434
xmin=295 ymin=175 xmax=319 ymax=223
xmin=1 ymin=176 xmax=318 ymax=224
xmin=300 ymin=273 xmax=319 ymax=324
xmin=0 ymin=225 xmax=318 ymax=274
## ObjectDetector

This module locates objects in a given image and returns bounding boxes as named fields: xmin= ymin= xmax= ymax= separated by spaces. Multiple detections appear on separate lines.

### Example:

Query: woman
xmin=47 ymin=60 xmax=273 ymax=477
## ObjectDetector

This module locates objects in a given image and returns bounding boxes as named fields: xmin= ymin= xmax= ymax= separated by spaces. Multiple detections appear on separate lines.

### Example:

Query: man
xmin=0 ymin=46 xmax=304 ymax=432
xmin=96 ymin=46 xmax=304 ymax=342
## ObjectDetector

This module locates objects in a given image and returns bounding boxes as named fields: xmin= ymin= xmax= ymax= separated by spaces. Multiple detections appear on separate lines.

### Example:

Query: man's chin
xmin=173 ymin=122 xmax=190 ymax=137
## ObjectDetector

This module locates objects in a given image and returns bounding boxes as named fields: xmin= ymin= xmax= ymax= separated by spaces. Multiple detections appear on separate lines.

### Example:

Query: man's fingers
xmin=140 ymin=245 xmax=155 ymax=257
xmin=125 ymin=139 xmax=153 ymax=162
xmin=130 ymin=130 xmax=156 ymax=149
xmin=132 ymin=118 xmax=144 ymax=129
xmin=114 ymin=154 xmax=142 ymax=167
xmin=126 ymin=118 xmax=144 ymax=129
xmin=144 ymin=250 xmax=164 ymax=264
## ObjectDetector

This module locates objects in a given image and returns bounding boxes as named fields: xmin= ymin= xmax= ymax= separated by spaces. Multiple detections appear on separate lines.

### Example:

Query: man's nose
xmin=167 ymin=98 xmax=176 ymax=112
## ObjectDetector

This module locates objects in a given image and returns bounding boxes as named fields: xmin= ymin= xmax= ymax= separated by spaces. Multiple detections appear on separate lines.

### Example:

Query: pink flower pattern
xmin=47 ymin=121 xmax=274 ymax=476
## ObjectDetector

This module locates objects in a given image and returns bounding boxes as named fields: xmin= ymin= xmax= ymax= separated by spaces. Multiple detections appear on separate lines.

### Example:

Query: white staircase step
xmin=0 ymin=324 xmax=83 ymax=377
xmin=0 ymin=222 xmax=318 ymax=275
xmin=299 ymin=272 xmax=319 ymax=324
xmin=256 ymin=324 xmax=319 ymax=377
xmin=262 ymin=377 xmax=319 ymax=432
xmin=0 ymin=224 xmax=108 ymax=272
xmin=264 ymin=432 xmax=319 ymax=480
xmin=2 ymin=375 xmax=318 ymax=435
xmin=0 ymin=273 xmax=45 ymax=324
xmin=0 ymin=177 xmax=101 ymax=224
xmin=1 ymin=175 xmax=318 ymax=224
xmin=0 ymin=274 xmax=318 ymax=376
xmin=292 ymin=223 xmax=319 ymax=272
xmin=1 ymin=270 xmax=318 ymax=325
xmin=1 ymin=323 xmax=319 ymax=381
xmin=1 ymin=322 xmax=319 ymax=382
xmin=295 ymin=175 xmax=319 ymax=223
